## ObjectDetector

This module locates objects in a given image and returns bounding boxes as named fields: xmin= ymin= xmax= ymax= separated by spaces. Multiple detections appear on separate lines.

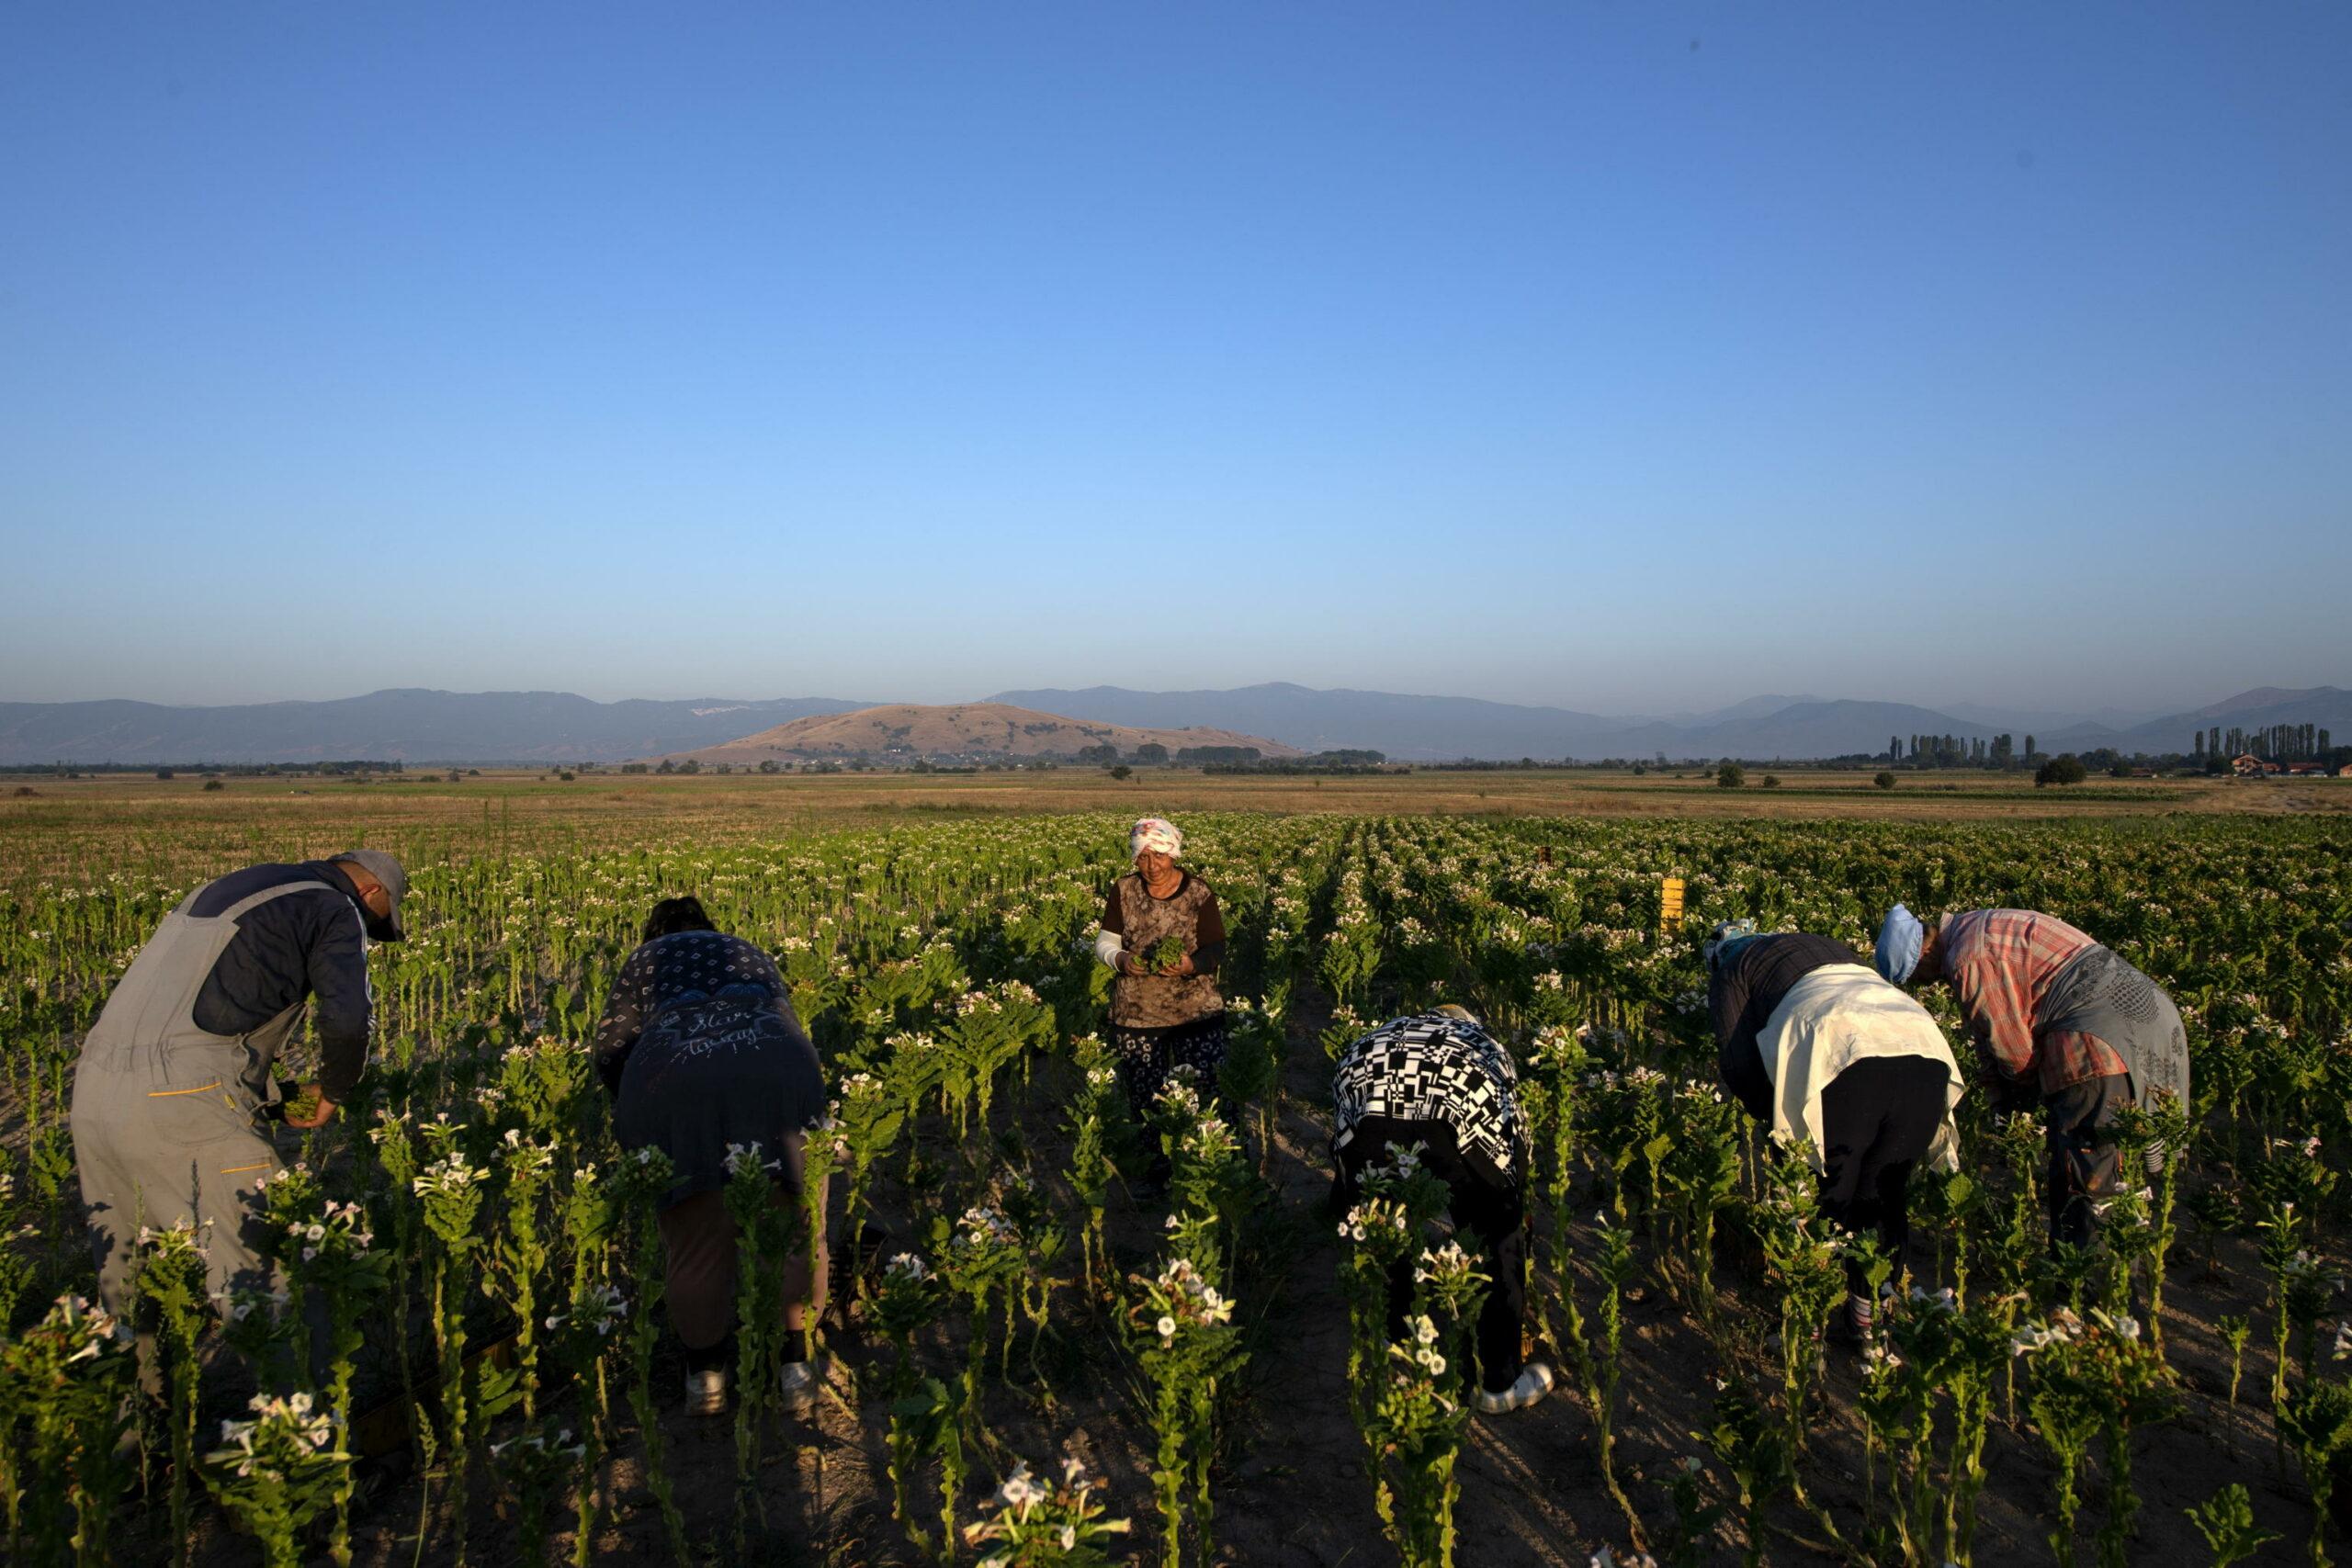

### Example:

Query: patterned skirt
xmin=1108 ymin=1012 xmax=1230 ymax=1117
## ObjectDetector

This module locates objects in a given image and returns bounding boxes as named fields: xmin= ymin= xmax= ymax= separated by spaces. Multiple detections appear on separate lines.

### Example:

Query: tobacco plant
xmin=1126 ymin=1257 xmax=1240 ymax=1568
xmin=961 ymin=1453 xmax=1136 ymax=1567
xmin=133 ymin=1222 xmax=210 ymax=1568
xmin=202 ymin=1392 xmax=349 ymax=1568
xmin=0 ymin=1293 xmax=136 ymax=1565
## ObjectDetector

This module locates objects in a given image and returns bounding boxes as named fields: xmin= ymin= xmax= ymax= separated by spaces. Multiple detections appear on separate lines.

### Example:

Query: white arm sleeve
xmin=1094 ymin=928 xmax=1125 ymax=970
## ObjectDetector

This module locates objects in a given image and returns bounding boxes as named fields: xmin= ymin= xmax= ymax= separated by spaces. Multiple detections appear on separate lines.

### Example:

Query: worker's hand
xmin=283 ymin=1084 xmax=338 ymax=1129
xmin=1172 ymin=955 xmax=1195 ymax=976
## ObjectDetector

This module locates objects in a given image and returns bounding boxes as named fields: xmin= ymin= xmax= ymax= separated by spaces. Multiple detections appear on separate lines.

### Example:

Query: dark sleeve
xmin=305 ymin=893 xmax=375 ymax=1101
xmin=1718 ymin=1037 xmax=1775 ymax=1122
xmin=594 ymin=946 xmax=655 ymax=1094
xmin=1713 ymin=936 xmax=1857 ymax=1124
xmin=1708 ymin=961 xmax=1749 ymax=1052
xmin=1191 ymin=886 xmax=1226 ymax=976
xmin=1713 ymin=961 xmax=1774 ymax=1122
xmin=1102 ymin=885 xmax=1125 ymax=936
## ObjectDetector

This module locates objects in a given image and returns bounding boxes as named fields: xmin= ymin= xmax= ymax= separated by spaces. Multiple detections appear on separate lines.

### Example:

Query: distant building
xmin=2288 ymin=763 xmax=2326 ymax=776
xmin=2233 ymin=754 xmax=2269 ymax=776
xmin=2340 ymin=764 xmax=2352 ymax=778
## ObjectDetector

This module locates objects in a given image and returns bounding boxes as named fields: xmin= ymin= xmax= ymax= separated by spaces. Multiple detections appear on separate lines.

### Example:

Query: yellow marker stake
xmin=1659 ymin=875 xmax=1685 ymax=932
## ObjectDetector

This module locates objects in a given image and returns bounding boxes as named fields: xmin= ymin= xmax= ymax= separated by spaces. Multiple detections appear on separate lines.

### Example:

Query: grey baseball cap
xmin=332 ymin=849 xmax=409 ymax=942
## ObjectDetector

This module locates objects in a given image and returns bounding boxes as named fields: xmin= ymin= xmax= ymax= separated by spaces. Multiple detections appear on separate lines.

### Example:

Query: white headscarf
xmin=1129 ymin=817 xmax=1182 ymax=862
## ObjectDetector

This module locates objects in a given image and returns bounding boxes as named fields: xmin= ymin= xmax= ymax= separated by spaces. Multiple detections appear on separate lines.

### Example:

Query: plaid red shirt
xmin=1933 ymin=908 xmax=2130 ymax=1094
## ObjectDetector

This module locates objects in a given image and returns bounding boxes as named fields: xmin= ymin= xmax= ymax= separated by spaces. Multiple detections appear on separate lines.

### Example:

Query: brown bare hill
xmin=666 ymin=703 xmax=1301 ymax=764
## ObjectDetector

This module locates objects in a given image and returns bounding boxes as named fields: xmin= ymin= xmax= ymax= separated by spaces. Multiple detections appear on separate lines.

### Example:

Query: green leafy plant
xmin=962 ymin=1453 xmax=1136 ymax=1567
xmin=414 ymin=1144 xmax=494 ymax=1566
xmin=613 ymin=1145 xmax=691 ymax=1565
xmin=261 ymin=1167 xmax=391 ymax=1564
xmin=2184 ymin=1481 xmax=2281 ymax=1566
xmin=201 ymin=1392 xmax=350 ymax=1568
xmin=0 ymin=1293 xmax=136 ymax=1565
xmin=1125 ymin=1258 xmax=1241 ymax=1568
xmin=133 ymin=1223 xmax=211 ymax=1568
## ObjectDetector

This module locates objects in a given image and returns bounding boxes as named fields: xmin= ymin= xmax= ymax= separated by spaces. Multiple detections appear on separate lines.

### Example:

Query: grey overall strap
xmin=82 ymin=878 xmax=341 ymax=1065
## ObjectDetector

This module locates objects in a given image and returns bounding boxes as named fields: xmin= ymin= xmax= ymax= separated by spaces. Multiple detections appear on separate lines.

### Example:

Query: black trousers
xmin=1816 ymin=1056 xmax=1951 ymax=1303
xmin=1337 ymin=1115 xmax=1527 ymax=1394
xmin=2042 ymin=1072 xmax=2132 ymax=1251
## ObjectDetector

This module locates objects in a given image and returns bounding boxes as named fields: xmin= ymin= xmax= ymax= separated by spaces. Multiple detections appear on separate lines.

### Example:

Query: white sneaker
xmin=684 ymin=1368 xmax=729 ymax=1416
xmin=1476 ymin=1362 xmax=1555 ymax=1415
xmin=777 ymin=1357 xmax=823 ymax=1416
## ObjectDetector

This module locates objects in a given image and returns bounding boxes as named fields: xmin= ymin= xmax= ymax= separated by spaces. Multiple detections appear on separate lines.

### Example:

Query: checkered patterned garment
xmin=1331 ymin=1012 xmax=1521 ymax=1176
xmin=1939 ymin=909 xmax=2130 ymax=1094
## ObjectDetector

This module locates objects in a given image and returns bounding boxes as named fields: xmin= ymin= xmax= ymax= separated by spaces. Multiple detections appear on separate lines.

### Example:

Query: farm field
xmin=3 ymin=764 xmax=2343 ymax=877
xmin=1 ymin=792 xmax=2347 ymax=1566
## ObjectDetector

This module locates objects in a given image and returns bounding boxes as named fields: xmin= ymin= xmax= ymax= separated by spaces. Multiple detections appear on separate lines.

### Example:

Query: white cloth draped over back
xmin=1755 ymin=963 xmax=1964 ymax=1174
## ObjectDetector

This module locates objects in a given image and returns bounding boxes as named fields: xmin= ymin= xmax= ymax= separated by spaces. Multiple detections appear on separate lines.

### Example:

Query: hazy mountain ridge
xmin=993 ymin=684 xmax=2351 ymax=761
xmin=2095 ymin=687 xmax=2352 ymax=751
xmin=0 ymin=689 xmax=876 ymax=764
xmin=0 ymin=682 xmax=2339 ymax=765
xmin=991 ymin=685 xmax=2001 ymax=761
xmin=671 ymin=704 xmax=1300 ymax=764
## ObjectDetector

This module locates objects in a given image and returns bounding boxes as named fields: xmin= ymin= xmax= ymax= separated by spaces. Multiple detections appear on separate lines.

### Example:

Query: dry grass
xmin=2 ymin=765 xmax=2340 ymax=880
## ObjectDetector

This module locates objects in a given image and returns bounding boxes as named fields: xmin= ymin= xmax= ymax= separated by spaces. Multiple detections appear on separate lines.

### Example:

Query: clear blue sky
xmin=3 ymin=3 xmax=2345 ymax=715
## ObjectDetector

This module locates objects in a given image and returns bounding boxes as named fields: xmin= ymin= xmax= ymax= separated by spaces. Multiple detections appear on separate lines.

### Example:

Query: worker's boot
xmin=684 ymin=1367 xmax=729 ymax=1416
xmin=1475 ymin=1362 xmax=1555 ymax=1416
xmin=778 ymin=1354 xmax=828 ymax=1417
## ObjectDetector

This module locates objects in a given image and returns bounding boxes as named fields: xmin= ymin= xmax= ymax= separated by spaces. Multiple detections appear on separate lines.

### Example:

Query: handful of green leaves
xmin=1145 ymin=935 xmax=1189 ymax=976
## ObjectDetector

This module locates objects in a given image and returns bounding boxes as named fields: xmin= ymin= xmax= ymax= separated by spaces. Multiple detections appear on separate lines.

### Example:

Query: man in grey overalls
xmin=71 ymin=851 xmax=409 ymax=1322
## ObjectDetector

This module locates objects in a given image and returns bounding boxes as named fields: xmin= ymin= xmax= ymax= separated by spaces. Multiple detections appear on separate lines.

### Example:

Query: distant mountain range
xmin=0 ymin=682 xmax=2343 ymax=765
xmin=989 ymin=683 xmax=2352 ymax=762
xmin=0 ymin=690 xmax=875 ymax=765
xmin=669 ymin=704 xmax=1299 ymax=765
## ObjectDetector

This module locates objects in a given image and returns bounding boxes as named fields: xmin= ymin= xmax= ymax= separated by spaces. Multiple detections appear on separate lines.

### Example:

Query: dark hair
xmin=643 ymin=896 xmax=718 ymax=942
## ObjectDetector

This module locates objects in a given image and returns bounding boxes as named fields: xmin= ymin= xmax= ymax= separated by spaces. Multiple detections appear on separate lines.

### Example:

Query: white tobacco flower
xmin=996 ymin=1462 xmax=1047 ymax=1515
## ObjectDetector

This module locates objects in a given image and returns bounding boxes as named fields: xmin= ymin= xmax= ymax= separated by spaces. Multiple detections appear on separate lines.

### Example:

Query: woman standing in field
xmin=1094 ymin=817 xmax=1228 ymax=1144
xmin=594 ymin=896 xmax=829 ymax=1416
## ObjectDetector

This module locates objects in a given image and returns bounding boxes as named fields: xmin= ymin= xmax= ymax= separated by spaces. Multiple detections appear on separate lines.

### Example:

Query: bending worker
xmin=594 ymin=896 xmax=829 ymax=1416
xmin=1876 ymin=904 xmax=2188 ymax=1250
xmin=1706 ymin=920 xmax=1962 ymax=1345
xmin=1331 ymin=1005 xmax=1554 ymax=1414
xmin=72 ymin=851 xmax=409 ymax=1322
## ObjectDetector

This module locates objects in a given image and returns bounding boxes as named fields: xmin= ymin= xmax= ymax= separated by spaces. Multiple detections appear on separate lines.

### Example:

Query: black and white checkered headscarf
xmin=1331 ymin=1011 xmax=1521 ymax=1176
